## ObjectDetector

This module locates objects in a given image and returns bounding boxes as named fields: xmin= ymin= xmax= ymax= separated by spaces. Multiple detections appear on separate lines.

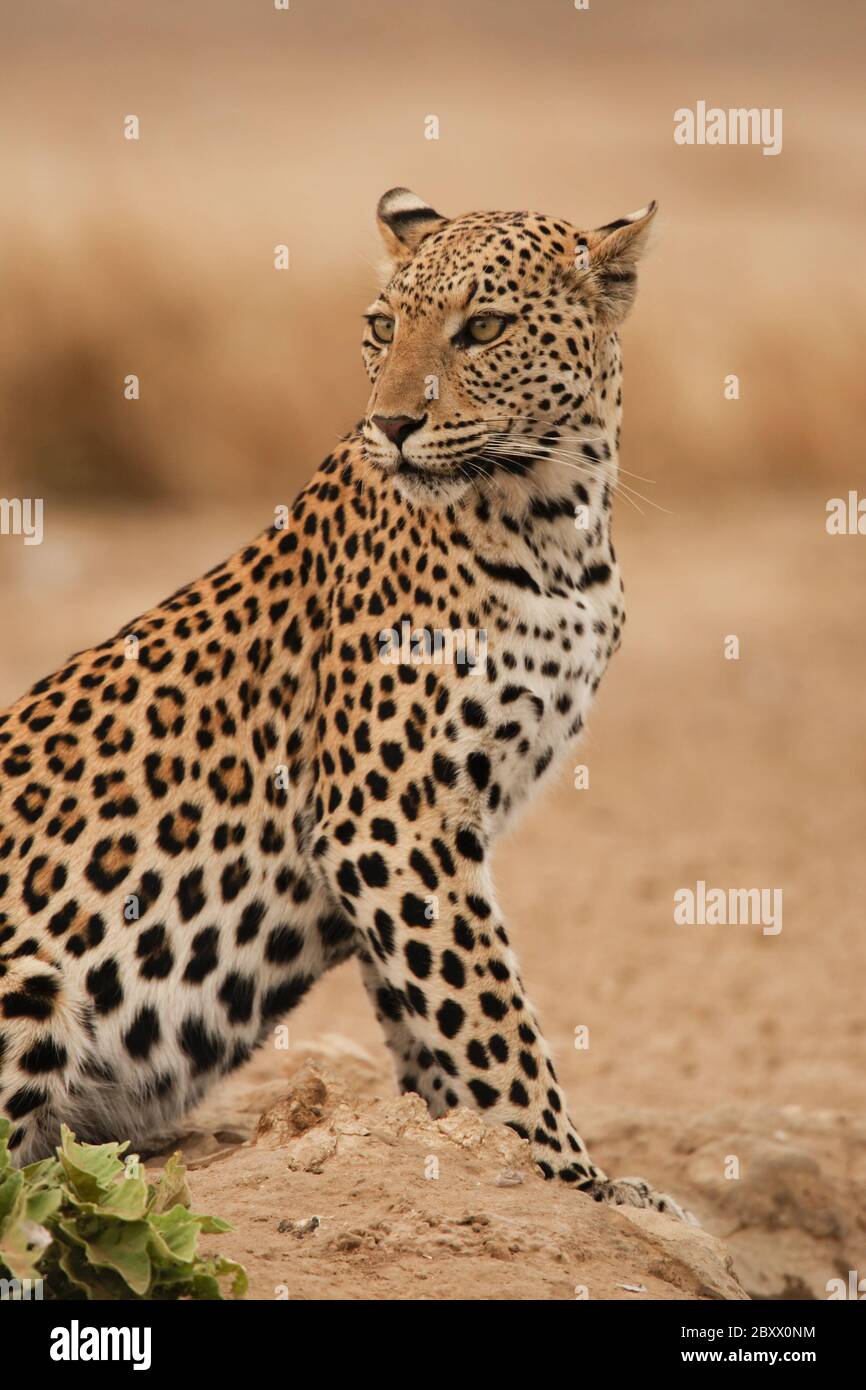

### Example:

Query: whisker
xmin=481 ymin=420 xmax=659 ymax=485
xmin=478 ymin=443 xmax=664 ymax=515
xmin=480 ymin=435 xmax=671 ymax=514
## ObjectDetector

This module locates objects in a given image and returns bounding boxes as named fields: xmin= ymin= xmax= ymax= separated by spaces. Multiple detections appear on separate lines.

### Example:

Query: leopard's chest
xmin=482 ymin=562 xmax=623 ymax=830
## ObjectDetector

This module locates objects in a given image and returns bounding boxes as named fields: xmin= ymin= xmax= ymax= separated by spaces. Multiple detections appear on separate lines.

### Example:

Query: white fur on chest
xmin=477 ymin=560 xmax=621 ymax=835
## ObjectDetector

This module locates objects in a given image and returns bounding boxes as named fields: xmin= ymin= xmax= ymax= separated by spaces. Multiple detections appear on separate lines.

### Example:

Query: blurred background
xmin=0 ymin=0 xmax=864 ymax=1194
xmin=0 ymin=0 xmax=863 ymax=509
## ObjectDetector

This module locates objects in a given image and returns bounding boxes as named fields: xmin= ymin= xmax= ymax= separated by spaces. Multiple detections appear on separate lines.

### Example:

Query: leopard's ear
xmin=376 ymin=188 xmax=446 ymax=273
xmin=575 ymin=201 xmax=658 ymax=326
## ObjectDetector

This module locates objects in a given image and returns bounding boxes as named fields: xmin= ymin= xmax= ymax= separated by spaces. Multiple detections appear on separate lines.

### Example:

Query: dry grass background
xmin=0 ymin=0 xmax=863 ymax=505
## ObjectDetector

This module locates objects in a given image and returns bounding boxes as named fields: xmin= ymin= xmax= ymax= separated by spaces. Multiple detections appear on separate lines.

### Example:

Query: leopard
xmin=0 ymin=187 xmax=691 ymax=1220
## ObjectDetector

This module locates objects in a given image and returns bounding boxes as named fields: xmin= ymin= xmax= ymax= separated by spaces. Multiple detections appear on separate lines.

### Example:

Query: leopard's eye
xmin=467 ymin=314 xmax=508 ymax=343
xmin=453 ymin=312 xmax=515 ymax=349
xmin=370 ymin=314 xmax=395 ymax=344
xmin=466 ymin=314 xmax=507 ymax=344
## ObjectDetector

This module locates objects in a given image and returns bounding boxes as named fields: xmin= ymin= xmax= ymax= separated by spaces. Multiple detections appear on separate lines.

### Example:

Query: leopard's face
xmin=360 ymin=189 xmax=657 ymax=506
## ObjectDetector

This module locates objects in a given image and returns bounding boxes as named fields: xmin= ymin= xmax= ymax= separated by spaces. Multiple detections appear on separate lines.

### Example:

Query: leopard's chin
xmin=393 ymin=474 xmax=471 ymax=508
xmin=379 ymin=457 xmax=471 ymax=507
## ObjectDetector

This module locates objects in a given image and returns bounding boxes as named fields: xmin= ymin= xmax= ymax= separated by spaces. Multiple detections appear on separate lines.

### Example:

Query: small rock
xmin=277 ymin=1215 xmax=321 ymax=1236
xmin=285 ymin=1128 xmax=338 ymax=1174
xmin=255 ymin=1065 xmax=329 ymax=1148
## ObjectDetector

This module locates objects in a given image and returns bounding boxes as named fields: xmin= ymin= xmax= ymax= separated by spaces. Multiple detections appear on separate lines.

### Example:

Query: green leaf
xmin=25 ymin=1187 xmax=62 ymax=1225
xmin=96 ymin=1176 xmax=149 ymax=1221
xmin=57 ymin=1125 xmax=129 ymax=1202
xmin=186 ymin=1270 xmax=222 ymax=1300
xmin=20 ymin=1156 xmax=62 ymax=1187
xmin=0 ymin=1231 xmax=43 ymax=1282
xmin=0 ymin=1117 xmax=11 ymax=1176
xmin=57 ymin=1240 xmax=134 ymax=1301
xmin=148 ymin=1152 xmax=192 ymax=1214
xmin=0 ymin=1186 xmax=49 ymax=1283
xmin=197 ymin=1215 xmax=232 ymax=1234
xmin=0 ymin=1171 xmax=24 ymax=1231
xmin=148 ymin=1206 xmax=200 ymax=1265
xmin=223 ymin=1258 xmax=249 ymax=1300
xmin=79 ymin=1220 xmax=153 ymax=1297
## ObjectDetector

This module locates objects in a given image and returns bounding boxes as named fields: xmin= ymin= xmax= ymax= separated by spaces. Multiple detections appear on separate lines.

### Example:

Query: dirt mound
xmin=145 ymin=1050 xmax=743 ymax=1301
xmin=142 ymin=1040 xmax=864 ymax=1301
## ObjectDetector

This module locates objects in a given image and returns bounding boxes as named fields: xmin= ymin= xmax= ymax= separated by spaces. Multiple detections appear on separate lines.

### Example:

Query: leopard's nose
xmin=371 ymin=414 xmax=426 ymax=448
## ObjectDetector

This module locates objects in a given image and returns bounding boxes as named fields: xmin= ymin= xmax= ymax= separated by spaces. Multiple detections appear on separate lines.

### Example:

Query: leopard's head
xmin=361 ymin=188 xmax=657 ymax=506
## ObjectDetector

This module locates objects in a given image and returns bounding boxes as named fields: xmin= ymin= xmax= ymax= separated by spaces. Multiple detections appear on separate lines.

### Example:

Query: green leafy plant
xmin=0 ymin=1118 xmax=247 ymax=1299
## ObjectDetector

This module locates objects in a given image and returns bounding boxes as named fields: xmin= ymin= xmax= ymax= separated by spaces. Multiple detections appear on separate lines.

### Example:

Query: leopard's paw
xmin=582 ymin=1174 xmax=699 ymax=1225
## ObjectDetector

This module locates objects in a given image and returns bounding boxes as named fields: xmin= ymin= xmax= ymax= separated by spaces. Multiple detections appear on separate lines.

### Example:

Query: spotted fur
xmin=0 ymin=190 xmax=690 ymax=1219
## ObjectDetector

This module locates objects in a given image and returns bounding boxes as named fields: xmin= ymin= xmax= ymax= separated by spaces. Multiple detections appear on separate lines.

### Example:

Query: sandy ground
xmin=178 ymin=1053 xmax=750 ymax=1302
xmin=1 ymin=492 xmax=864 ymax=1298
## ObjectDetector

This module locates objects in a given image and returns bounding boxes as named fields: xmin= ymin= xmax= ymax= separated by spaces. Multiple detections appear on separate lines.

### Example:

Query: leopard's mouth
xmin=374 ymin=457 xmax=469 ymax=506
xmin=395 ymin=457 xmax=461 ymax=484
xmin=372 ymin=452 xmax=463 ymax=487
xmin=396 ymin=461 xmax=464 ymax=492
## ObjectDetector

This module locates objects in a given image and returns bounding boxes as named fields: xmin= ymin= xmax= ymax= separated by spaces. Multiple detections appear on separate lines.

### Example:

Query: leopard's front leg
xmin=357 ymin=951 xmax=452 ymax=1118
xmin=318 ymin=824 xmax=691 ymax=1219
